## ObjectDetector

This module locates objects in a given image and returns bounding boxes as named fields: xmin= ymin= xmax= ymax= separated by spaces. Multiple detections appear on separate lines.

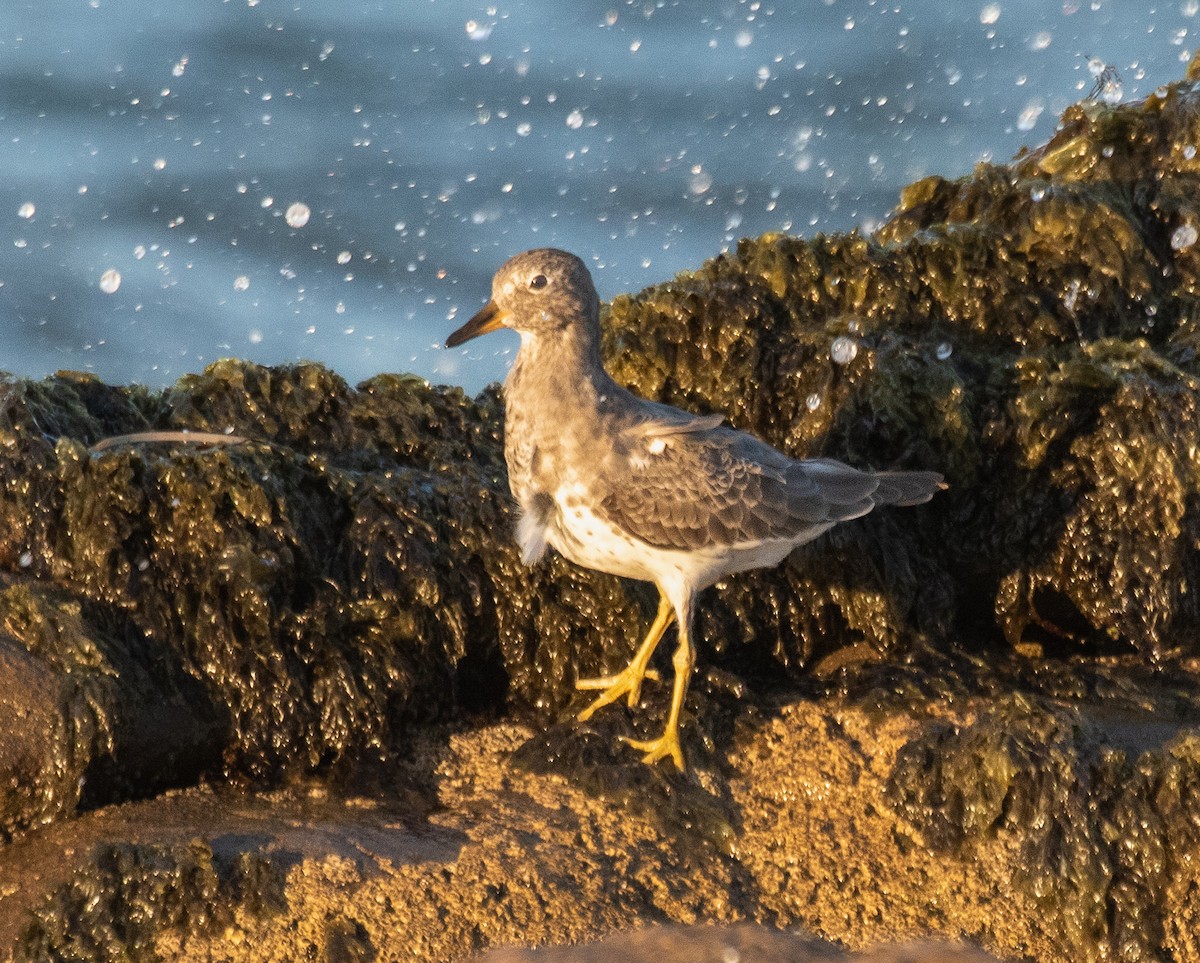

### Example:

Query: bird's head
xmin=446 ymin=248 xmax=599 ymax=347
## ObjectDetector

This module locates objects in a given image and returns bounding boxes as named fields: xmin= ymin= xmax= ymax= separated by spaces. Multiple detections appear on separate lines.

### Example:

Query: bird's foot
xmin=622 ymin=729 xmax=686 ymax=771
xmin=575 ymin=665 xmax=661 ymax=721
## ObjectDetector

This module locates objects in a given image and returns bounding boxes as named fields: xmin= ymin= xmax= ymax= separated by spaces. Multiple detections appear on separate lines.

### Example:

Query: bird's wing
xmin=594 ymin=426 xmax=885 ymax=552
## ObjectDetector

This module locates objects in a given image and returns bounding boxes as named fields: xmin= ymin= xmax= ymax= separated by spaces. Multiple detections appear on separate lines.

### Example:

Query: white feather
xmin=516 ymin=507 xmax=549 ymax=565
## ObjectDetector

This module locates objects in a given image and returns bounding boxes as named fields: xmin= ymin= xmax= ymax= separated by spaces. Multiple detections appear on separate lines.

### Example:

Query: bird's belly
xmin=548 ymin=498 xmax=658 ymax=582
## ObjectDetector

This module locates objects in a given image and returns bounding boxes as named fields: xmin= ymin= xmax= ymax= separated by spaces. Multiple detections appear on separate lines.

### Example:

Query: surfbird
xmin=447 ymin=248 xmax=945 ymax=770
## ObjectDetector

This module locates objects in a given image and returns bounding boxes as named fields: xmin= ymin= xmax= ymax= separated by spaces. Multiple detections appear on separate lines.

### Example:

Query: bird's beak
xmin=446 ymin=300 xmax=508 ymax=347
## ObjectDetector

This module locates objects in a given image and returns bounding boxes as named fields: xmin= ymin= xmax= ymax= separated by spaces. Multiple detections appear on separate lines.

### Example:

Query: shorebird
xmin=447 ymin=248 xmax=944 ymax=770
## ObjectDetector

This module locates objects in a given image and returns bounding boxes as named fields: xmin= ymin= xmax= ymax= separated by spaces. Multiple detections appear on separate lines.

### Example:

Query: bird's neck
xmin=505 ymin=326 xmax=615 ymax=412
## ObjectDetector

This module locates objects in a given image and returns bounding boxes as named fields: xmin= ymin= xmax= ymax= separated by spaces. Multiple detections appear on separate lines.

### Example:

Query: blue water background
xmin=0 ymin=0 xmax=1192 ymax=393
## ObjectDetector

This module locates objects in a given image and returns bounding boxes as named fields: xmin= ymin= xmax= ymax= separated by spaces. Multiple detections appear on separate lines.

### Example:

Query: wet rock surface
xmin=475 ymin=923 xmax=1000 ymax=962
xmin=3 ymin=61 xmax=1200 ymax=963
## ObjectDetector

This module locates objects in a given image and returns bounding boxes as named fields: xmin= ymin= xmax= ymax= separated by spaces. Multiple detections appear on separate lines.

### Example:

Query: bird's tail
xmin=870 ymin=470 xmax=947 ymax=507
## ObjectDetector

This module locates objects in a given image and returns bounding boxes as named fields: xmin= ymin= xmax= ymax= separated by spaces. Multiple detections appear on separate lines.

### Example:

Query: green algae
xmin=0 ymin=582 xmax=222 ymax=840
xmin=997 ymin=339 xmax=1200 ymax=655
xmin=887 ymin=693 xmax=1200 ymax=962
xmin=0 ymin=584 xmax=118 ymax=837
xmin=13 ymin=839 xmax=284 ymax=963
xmin=0 ymin=360 xmax=653 ymax=805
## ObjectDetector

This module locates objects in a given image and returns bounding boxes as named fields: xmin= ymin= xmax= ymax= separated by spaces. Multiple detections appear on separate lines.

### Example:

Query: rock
xmin=0 ymin=707 xmax=1085 ymax=962
xmin=475 ymin=923 xmax=998 ymax=962
xmin=0 ymin=583 xmax=220 ymax=841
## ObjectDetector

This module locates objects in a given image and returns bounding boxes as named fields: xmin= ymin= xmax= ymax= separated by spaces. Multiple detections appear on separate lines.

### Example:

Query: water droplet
xmin=18 ymin=552 xmax=32 ymax=568
xmin=830 ymin=336 xmax=858 ymax=365
xmin=337 ymin=251 xmax=352 ymax=265
xmin=1185 ymin=145 xmax=1197 ymax=160
xmin=99 ymin=269 xmax=121 ymax=294
xmin=1030 ymin=185 xmax=1047 ymax=202
xmin=566 ymin=109 xmax=584 ymax=129
xmin=1017 ymin=100 xmax=1043 ymax=132
xmin=17 ymin=202 xmax=34 ymax=219
xmin=285 ymin=202 xmax=311 ymax=228
xmin=980 ymin=3 xmax=1001 ymax=25
xmin=1063 ymin=280 xmax=1081 ymax=311
xmin=516 ymin=122 xmax=532 ymax=137
xmin=465 ymin=19 xmax=493 ymax=40
xmin=806 ymin=392 xmax=821 ymax=411
xmin=1172 ymin=223 xmax=1198 ymax=250
xmin=233 ymin=275 xmax=250 ymax=291
xmin=936 ymin=341 xmax=953 ymax=360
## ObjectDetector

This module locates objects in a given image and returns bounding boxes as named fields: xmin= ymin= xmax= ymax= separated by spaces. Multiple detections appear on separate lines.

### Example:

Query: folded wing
xmin=595 ymin=426 xmax=943 ymax=552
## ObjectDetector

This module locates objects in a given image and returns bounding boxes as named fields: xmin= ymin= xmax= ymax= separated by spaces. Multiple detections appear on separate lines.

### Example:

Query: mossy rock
xmin=14 ymin=839 xmax=284 ymax=963
xmin=887 ymin=693 xmax=1200 ymax=962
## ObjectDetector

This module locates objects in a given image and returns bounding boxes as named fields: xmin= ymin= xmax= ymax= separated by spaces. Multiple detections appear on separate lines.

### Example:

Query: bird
xmin=446 ymin=248 xmax=945 ymax=770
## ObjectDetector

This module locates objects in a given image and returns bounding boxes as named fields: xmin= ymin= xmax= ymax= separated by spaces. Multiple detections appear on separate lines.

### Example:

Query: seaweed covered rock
xmin=0 ymin=582 xmax=219 ymax=840
xmin=602 ymin=72 xmax=1200 ymax=663
xmin=996 ymin=339 xmax=1199 ymax=654
xmin=887 ymin=694 xmax=1200 ymax=963
xmin=0 ymin=359 xmax=657 ymax=840
xmin=14 ymin=839 xmax=283 ymax=963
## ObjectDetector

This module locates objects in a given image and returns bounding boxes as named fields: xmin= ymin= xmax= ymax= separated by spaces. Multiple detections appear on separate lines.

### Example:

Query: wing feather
xmin=592 ymin=419 xmax=943 ymax=552
xmin=596 ymin=427 xmax=839 ymax=551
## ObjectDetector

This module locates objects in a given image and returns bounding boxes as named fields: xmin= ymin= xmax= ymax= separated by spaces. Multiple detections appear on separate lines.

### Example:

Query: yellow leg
xmin=623 ymin=601 xmax=694 ymax=771
xmin=577 ymin=590 xmax=674 ymax=721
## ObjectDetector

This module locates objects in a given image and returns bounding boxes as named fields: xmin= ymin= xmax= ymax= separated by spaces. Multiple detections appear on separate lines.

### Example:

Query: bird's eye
xmin=529 ymin=274 xmax=548 ymax=290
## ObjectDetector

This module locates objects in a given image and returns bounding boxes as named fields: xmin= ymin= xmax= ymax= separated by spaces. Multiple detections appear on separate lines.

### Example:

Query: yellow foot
xmin=576 ymin=665 xmax=661 ymax=721
xmin=622 ymin=731 xmax=686 ymax=771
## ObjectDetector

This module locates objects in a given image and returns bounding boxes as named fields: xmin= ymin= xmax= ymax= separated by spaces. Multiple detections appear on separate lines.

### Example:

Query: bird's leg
xmin=576 ymin=589 xmax=674 ymax=721
xmin=623 ymin=593 xmax=694 ymax=771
